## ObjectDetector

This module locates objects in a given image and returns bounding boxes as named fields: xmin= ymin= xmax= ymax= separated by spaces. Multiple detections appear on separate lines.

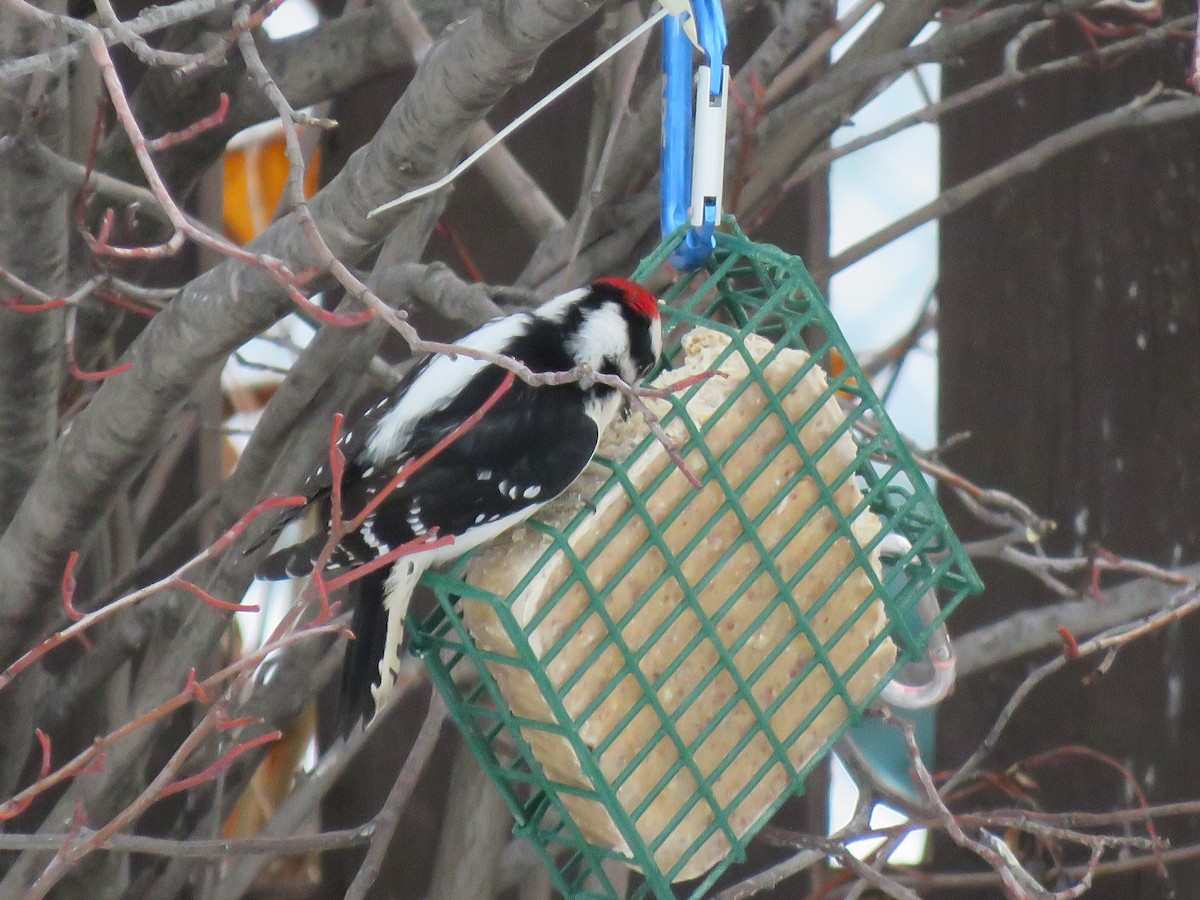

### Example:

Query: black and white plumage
xmin=257 ymin=278 xmax=662 ymax=730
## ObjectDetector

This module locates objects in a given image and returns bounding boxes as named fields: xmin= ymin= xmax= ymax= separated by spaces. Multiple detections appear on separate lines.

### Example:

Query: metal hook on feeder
xmin=659 ymin=0 xmax=729 ymax=270
xmin=876 ymin=533 xmax=958 ymax=709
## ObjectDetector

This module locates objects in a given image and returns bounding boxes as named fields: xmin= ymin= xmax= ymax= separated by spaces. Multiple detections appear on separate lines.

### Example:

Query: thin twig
xmin=0 ymin=495 xmax=304 ymax=694
xmin=345 ymin=695 xmax=447 ymax=900
xmin=785 ymin=14 xmax=1196 ymax=190
xmin=367 ymin=7 xmax=668 ymax=218
xmin=565 ymin=2 xmax=652 ymax=280
xmin=90 ymin=0 xmax=204 ymax=69
xmin=376 ymin=0 xmax=565 ymax=237
xmin=942 ymin=581 xmax=1200 ymax=796
xmin=0 ymin=0 xmax=236 ymax=80
xmin=0 ymin=825 xmax=374 ymax=856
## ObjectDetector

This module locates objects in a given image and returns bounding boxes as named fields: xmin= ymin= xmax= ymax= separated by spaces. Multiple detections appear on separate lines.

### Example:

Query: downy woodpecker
xmin=258 ymin=278 xmax=662 ymax=728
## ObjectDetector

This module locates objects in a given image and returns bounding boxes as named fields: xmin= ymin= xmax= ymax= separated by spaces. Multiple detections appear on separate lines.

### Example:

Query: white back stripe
xmin=365 ymin=313 xmax=532 ymax=463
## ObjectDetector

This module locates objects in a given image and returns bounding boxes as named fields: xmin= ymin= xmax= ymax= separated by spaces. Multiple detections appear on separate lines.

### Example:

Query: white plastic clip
xmin=657 ymin=0 xmax=701 ymax=49
xmin=689 ymin=64 xmax=729 ymax=229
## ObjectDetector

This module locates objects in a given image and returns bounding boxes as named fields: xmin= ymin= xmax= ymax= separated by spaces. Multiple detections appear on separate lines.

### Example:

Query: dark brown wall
xmin=938 ymin=12 xmax=1200 ymax=896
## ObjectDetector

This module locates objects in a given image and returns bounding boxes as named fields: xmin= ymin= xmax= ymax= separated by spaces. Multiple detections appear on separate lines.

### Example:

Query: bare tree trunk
xmin=0 ymin=1 xmax=68 ymax=529
xmin=0 ymin=0 xmax=69 ymax=801
xmin=938 ymin=9 xmax=1200 ymax=896
xmin=426 ymin=741 xmax=511 ymax=900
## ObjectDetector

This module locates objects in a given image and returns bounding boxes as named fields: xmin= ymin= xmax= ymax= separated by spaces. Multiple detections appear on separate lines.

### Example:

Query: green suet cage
xmin=410 ymin=223 xmax=983 ymax=899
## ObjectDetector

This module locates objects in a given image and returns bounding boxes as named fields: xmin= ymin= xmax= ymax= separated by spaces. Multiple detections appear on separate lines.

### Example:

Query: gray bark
xmin=0 ymin=2 xmax=68 ymax=529
xmin=427 ymin=742 xmax=512 ymax=900
xmin=0 ymin=1 xmax=71 ymax=802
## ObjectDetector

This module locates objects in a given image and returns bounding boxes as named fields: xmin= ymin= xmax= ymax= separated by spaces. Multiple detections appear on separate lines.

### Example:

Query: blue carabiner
xmin=661 ymin=0 xmax=728 ymax=270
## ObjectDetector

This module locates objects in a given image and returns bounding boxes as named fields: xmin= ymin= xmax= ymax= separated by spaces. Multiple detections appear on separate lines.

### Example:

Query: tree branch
xmin=377 ymin=0 xmax=566 ymax=239
xmin=0 ymin=5 xmax=68 ymax=530
xmin=736 ymin=0 xmax=945 ymax=219
xmin=0 ymin=825 xmax=373 ymax=856
xmin=0 ymin=0 xmax=604 ymax=662
xmin=93 ymin=9 xmax=419 ymax=202
xmin=955 ymin=563 xmax=1200 ymax=679
xmin=0 ymin=0 xmax=235 ymax=81
xmin=346 ymin=695 xmax=448 ymax=900
xmin=0 ymin=0 xmax=72 ymax=804
xmin=820 ymin=92 xmax=1200 ymax=279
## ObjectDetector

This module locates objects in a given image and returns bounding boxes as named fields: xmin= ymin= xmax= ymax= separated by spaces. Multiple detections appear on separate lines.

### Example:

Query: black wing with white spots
xmin=257 ymin=366 xmax=601 ymax=580
xmin=253 ymin=357 xmax=435 ymax=580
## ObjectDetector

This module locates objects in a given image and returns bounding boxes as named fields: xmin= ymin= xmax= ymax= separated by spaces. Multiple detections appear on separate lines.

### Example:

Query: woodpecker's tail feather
xmin=339 ymin=557 xmax=426 ymax=734
xmin=256 ymin=534 xmax=325 ymax=581
xmin=339 ymin=566 xmax=390 ymax=735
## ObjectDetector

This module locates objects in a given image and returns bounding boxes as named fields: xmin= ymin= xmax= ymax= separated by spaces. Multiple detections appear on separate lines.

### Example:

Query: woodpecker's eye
xmin=637 ymin=317 xmax=663 ymax=377
xmin=636 ymin=350 xmax=657 ymax=377
xmin=628 ymin=321 xmax=658 ymax=378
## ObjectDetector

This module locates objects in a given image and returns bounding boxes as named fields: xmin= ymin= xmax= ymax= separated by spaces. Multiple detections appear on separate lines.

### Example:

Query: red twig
xmin=1074 ymin=11 xmax=1150 ymax=40
xmin=1085 ymin=542 xmax=1109 ymax=602
xmin=146 ymin=93 xmax=230 ymax=151
xmin=69 ymin=356 xmax=134 ymax=382
xmin=217 ymin=712 xmax=262 ymax=732
xmin=287 ymin=285 xmax=376 ymax=328
xmin=173 ymin=0 xmax=286 ymax=77
xmin=1057 ymin=625 xmax=1080 ymax=660
xmin=61 ymin=551 xmax=84 ymax=622
xmin=176 ymin=580 xmax=259 ymax=613
xmin=0 ymin=793 xmax=36 ymax=823
xmin=1019 ymin=744 xmax=1172 ymax=889
xmin=184 ymin=667 xmax=210 ymax=705
xmin=75 ymin=99 xmax=107 ymax=225
xmin=45 ymin=798 xmax=89 ymax=874
xmin=727 ymin=73 xmax=765 ymax=215
xmin=322 ymin=534 xmax=455 ymax=593
xmin=348 ymin=370 xmax=517 ymax=534
xmin=63 ymin=289 xmax=135 ymax=382
xmin=210 ymin=494 xmax=307 ymax=553
xmin=83 ymin=207 xmax=119 ymax=257
xmin=0 ymin=622 xmax=341 ymax=835
xmin=158 ymin=730 xmax=282 ymax=798
xmin=0 ymin=493 xmax=303 ymax=693
xmin=1 ymin=730 xmax=55 ymax=822
xmin=638 ymin=368 xmax=727 ymax=399
xmin=216 ymin=0 xmax=284 ymax=51
xmin=435 ymin=219 xmax=484 ymax=283
xmin=91 ymin=289 xmax=159 ymax=318
xmin=329 ymin=413 xmax=347 ymax=532
xmin=34 ymin=729 xmax=52 ymax=779
xmin=3 ymin=297 xmax=67 ymax=313
xmin=27 ymin=709 xmax=220 ymax=897
xmin=311 ymin=569 xmax=333 ymax=625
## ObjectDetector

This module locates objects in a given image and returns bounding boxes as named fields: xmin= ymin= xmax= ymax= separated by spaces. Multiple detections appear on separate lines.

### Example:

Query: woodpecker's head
xmin=588 ymin=277 xmax=662 ymax=380
xmin=532 ymin=277 xmax=661 ymax=386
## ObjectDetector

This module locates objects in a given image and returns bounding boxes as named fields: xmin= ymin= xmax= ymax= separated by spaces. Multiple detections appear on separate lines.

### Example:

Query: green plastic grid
xmin=409 ymin=221 xmax=983 ymax=899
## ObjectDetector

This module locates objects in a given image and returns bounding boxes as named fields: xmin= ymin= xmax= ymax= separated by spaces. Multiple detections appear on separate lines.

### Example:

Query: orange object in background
xmin=222 ymin=704 xmax=321 ymax=885
xmin=224 ymin=123 xmax=321 ymax=244
xmin=217 ymin=122 xmax=324 ymax=888
xmin=827 ymin=346 xmax=862 ymax=398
